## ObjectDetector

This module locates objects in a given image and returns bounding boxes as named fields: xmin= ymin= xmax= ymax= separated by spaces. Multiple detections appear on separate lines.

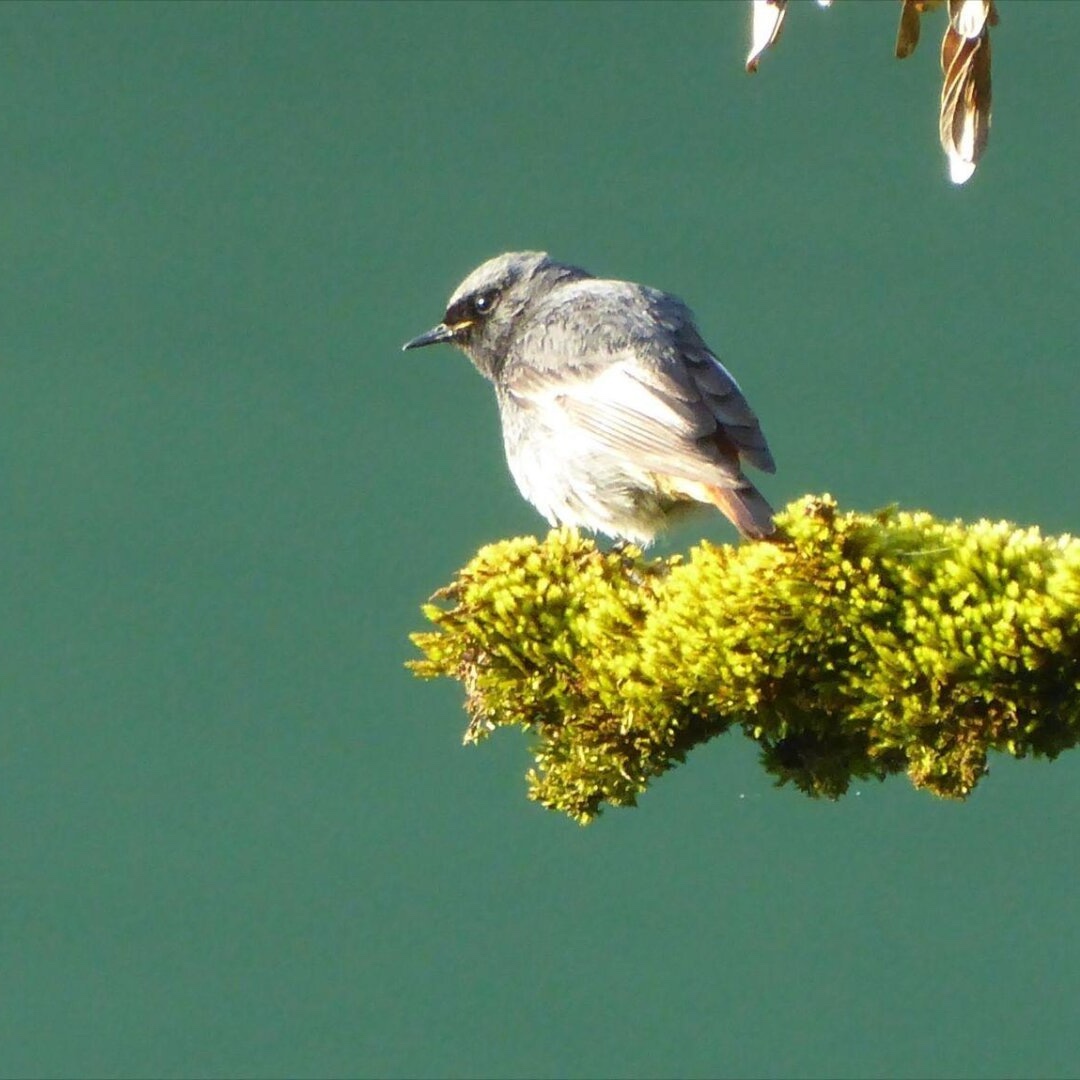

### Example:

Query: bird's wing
xmin=504 ymin=279 xmax=775 ymax=480
xmin=636 ymin=348 xmax=776 ymax=474
xmin=506 ymin=351 xmax=770 ymax=491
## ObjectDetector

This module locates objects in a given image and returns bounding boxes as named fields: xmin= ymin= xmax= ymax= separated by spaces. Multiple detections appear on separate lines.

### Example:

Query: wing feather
xmin=504 ymin=279 xmax=776 ymax=485
xmin=508 ymin=355 xmax=768 ymax=492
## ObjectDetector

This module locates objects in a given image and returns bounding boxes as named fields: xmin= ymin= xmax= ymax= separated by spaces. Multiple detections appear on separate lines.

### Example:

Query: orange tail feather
xmin=707 ymin=484 xmax=776 ymax=540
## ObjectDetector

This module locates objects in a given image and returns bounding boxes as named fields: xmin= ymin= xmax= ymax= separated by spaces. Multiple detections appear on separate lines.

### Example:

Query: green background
xmin=2 ymin=2 xmax=1078 ymax=1077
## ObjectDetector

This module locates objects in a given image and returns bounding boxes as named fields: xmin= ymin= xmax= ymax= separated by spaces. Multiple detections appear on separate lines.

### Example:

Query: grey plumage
xmin=403 ymin=251 xmax=776 ymax=544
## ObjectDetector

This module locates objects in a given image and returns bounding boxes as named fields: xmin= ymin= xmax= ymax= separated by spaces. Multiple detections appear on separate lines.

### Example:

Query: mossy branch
xmin=409 ymin=496 xmax=1080 ymax=823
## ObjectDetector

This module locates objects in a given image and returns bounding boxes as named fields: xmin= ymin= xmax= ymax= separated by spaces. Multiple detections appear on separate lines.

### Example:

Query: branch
xmin=409 ymin=496 xmax=1080 ymax=823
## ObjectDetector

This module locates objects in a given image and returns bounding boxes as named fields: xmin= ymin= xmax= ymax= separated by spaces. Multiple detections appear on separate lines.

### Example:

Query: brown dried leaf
xmin=939 ymin=20 xmax=993 ymax=183
xmin=896 ymin=0 xmax=946 ymax=60
xmin=896 ymin=1 xmax=923 ymax=58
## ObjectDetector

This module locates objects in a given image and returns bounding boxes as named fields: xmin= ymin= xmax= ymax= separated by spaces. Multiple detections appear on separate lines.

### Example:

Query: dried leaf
xmin=896 ymin=1 xmax=923 ymax=58
xmin=896 ymin=0 xmax=945 ymax=60
xmin=948 ymin=0 xmax=992 ymax=40
xmin=746 ymin=0 xmax=787 ymax=74
xmin=939 ymin=20 xmax=992 ymax=184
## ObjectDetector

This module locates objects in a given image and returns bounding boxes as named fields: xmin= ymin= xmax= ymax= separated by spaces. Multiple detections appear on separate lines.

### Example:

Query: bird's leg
xmin=607 ymin=538 xmax=662 ymax=589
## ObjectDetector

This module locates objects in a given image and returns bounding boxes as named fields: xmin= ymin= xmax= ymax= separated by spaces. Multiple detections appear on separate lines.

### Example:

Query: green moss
xmin=409 ymin=496 xmax=1080 ymax=823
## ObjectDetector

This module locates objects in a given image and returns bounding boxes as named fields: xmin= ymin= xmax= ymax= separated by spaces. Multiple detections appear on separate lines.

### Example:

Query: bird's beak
xmin=402 ymin=321 xmax=469 ymax=351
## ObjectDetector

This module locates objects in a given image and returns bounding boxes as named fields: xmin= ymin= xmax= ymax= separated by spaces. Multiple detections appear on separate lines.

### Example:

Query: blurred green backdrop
xmin=1 ymin=2 xmax=1078 ymax=1077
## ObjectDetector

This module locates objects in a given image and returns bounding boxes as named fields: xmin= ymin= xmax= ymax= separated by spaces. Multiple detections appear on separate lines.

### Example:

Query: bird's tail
xmin=706 ymin=483 xmax=776 ymax=540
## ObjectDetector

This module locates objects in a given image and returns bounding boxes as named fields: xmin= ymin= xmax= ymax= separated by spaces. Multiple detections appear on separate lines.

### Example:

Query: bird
xmin=403 ymin=251 xmax=776 ymax=544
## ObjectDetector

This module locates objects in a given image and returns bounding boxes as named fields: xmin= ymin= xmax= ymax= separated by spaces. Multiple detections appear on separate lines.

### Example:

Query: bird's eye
xmin=473 ymin=290 xmax=500 ymax=316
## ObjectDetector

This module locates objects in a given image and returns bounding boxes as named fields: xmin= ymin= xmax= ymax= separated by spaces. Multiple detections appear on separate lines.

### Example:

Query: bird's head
xmin=403 ymin=251 xmax=589 ymax=379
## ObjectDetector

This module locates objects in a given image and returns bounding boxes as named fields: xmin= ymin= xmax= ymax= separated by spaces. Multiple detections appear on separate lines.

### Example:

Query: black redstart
xmin=403 ymin=251 xmax=776 ymax=543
